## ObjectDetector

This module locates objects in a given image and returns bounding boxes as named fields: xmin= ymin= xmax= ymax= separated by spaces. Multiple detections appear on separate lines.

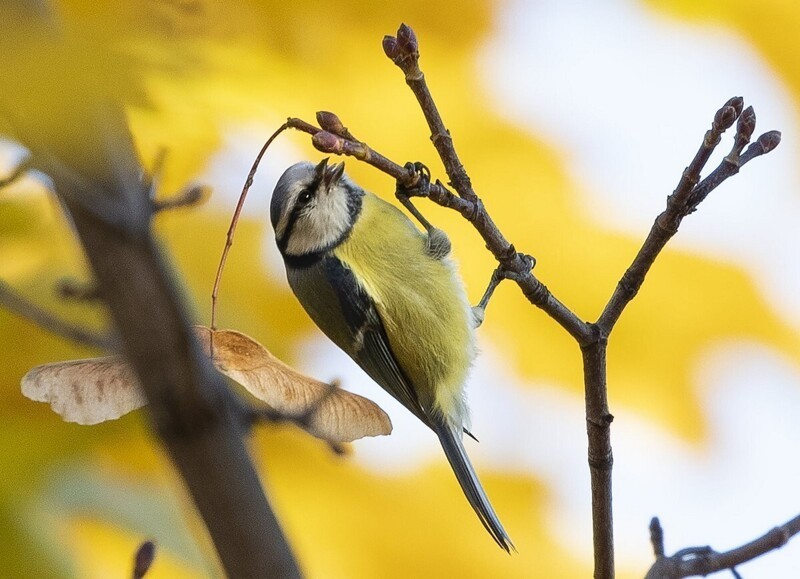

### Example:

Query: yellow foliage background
xmin=0 ymin=1 xmax=798 ymax=577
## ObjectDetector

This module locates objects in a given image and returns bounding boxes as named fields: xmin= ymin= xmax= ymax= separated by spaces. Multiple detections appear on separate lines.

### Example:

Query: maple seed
xmin=195 ymin=327 xmax=393 ymax=442
xmin=21 ymin=357 xmax=145 ymax=425
xmin=22 ymin=326 xmax=392 ymax=443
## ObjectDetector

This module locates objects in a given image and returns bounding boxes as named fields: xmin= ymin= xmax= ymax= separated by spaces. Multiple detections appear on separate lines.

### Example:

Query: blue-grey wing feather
xmin=287 ymin=255 xmax=429 ymax=425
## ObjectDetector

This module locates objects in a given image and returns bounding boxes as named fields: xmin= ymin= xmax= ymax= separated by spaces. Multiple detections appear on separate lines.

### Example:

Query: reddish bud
xmin=724 ymin=96 xmax=744 ymax=118
xmin=757 ymin=130 xmax=781 ymax=154
xmin=312 ymin=131 xmax=343 ymax=153
xmin=396 ymin=23 xmax=418 ymax=54
xmin=316 ymin=111 xmax=345 ymax=135
xmin=133 ymin=541 xmax=156 ymax=579
xmin=382 ymin=35 xmax=399 ymax=59
xmin=736 ymin=105 xmax=756 ymax=141
xmin=714 ymin=105 xmax=737 ymax=130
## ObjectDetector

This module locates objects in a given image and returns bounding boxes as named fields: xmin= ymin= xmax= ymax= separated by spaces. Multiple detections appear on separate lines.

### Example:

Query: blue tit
xmin=270 ymin=158 xmax=513 ymax=551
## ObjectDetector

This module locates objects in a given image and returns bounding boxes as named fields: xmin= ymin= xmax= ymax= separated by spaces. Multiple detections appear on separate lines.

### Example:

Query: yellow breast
xmin=334 ymin=193 xmax=475 ymax=426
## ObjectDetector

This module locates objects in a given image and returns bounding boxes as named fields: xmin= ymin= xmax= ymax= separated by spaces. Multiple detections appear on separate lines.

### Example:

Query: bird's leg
xmin=472 ymin=254 xmax=535 ymax=327
xmin=396 ymin=162 xmax=451 ymax=260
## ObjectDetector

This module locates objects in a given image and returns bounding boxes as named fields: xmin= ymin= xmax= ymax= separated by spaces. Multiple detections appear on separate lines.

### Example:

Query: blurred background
xmin=1 ymin=0 xmax=799 ymax=576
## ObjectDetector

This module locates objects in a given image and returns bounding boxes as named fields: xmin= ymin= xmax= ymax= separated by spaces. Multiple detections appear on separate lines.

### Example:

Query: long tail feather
xmin=435 ymin=421 xmax=515 ymax=552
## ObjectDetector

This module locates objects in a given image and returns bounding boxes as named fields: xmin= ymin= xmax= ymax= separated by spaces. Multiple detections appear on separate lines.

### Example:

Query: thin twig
xmin=211 ymin=123 xmax=289 ymax=332
xmin=57 ymin=278 xmax=102 ymax=302
xmin=287 ymin=117 xmax=591 ymax=343
xmin=597 ymin=98 xmax=779 ymax=334
xmin=645 ymin=515 xmax=800 ymax=578
xmin=152 ymin=184 xmax=209 ymax=213
xmin=383 ymin=25 xmax=478 ymax=203
xmin=0 ymin=278 xmax=115 ymax=350
xmin=132 ymin=540 xmax=156 ymax=579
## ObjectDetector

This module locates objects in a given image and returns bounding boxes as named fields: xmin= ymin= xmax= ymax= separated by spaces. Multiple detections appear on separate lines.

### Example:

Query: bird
xmin=270 ymin=157 xmax=513 ymax=551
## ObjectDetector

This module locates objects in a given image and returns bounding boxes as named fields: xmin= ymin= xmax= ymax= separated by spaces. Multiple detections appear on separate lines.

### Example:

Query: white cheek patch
xmin=284 ymin=187 xmax=352 ymax=256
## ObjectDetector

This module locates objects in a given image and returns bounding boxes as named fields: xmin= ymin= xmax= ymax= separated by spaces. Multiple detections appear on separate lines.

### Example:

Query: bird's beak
xmin=323 ymin=161 xmax=345 ymax=190
xmin=314 ymin=157 xmax=329 ymax=183
xmin=314 ymin=158 xmax=345 ymax=192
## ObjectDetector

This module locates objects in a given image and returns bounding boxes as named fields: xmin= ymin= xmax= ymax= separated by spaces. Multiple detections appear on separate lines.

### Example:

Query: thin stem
xmin=211 ymin=123 xmax=289 ymax=331
xmin=645 ymin=514 xmax=800 ymax=578
xmin=152 ymin=184 xmax=209 ymax=213
xmin=597 ymin=100 xmax=779 ymax=335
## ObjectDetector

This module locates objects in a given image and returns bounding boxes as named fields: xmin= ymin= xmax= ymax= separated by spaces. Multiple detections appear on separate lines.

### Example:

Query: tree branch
xmin=645 ymin=515 xmax=800 ymax=578
xmin=597 ymin=100 xmax=780 ymax=335
xmin=287 ymin=118 xmax=591 ymax=343
xmin=0 ymin=278 xmax=116 ymax=350
xmin=286 ymin=23 xmax=784 ymax=579
xmin=23 ymin=104 xmax=301 ymax=578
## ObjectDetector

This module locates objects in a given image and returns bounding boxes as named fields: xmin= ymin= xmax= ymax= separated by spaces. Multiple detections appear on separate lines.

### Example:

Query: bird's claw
xmin=397 ymin=161 xmax=431 ymax=199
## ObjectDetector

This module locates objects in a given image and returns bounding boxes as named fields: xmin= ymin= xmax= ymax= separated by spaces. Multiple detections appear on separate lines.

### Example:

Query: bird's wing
xmin=310 ymin=255 xmax=430 ymax=426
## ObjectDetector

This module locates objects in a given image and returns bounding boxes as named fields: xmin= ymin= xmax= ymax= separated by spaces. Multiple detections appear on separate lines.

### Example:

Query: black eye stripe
xmin=277 ymin=184 xmax=315 ymax=252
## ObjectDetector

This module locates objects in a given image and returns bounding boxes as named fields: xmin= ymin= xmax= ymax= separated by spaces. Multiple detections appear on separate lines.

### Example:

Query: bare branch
xmin=132 ymin=540 xmax=156 ymax=579
xmin=288 ymin=117 xmax=591 ymax=343
xmin=597 ymin=98 xmax=780 ymax=334
xmin=0 ymin=278 xmax=115 ymax=350
xmin=57 ymin=278 xmax=102 ymax=302
xmin=152 ymin=184 xmax=210 ymax=213
xmin=23 ymin=104 xmax=301 ymax=578
xmin=645 ymin=515 xmax=800 ymax=578
xmin=284 ymin=24 xmax=785 ymax=579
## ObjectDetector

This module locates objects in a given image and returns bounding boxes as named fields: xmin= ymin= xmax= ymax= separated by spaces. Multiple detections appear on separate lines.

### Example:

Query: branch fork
xmin=287 ymin=23 xmax=786 ymax=578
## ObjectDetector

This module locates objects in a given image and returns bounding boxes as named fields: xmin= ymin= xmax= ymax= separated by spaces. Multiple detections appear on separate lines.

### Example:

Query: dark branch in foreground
xmin=17 ymin=104 xmax=301 ymax=578
xmin=645 ymin=515 xmax=800 ymax=578
xmin=285 ymin=23 xmax=783 ymax=579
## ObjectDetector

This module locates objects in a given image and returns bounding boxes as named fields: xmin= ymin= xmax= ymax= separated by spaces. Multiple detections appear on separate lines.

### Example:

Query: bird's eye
xmin=298 ymin=190 xmax=314 ymax=205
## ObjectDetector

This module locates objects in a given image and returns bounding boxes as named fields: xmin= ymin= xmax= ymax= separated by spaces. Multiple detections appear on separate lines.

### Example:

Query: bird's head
xmin=271 ymin=158 xmax=362 ymax=259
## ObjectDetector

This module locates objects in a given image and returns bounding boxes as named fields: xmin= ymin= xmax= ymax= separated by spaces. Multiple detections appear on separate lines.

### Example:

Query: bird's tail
xmin=435 ymin=421 xmax=515 ymax=552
